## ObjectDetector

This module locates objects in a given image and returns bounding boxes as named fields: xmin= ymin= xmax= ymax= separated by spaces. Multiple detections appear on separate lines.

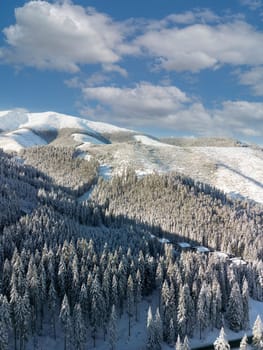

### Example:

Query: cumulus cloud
xmin=82 ymin=83 xmax=190 ymax=121
xmin=240 ymin=0 xmax=263 ymax=10
xmin=81 ymin=82 xmax=263 ymax=138
xmin=2 ymin=3 xmax=263 ymax=76
xmin=134 ymin=20 xmax=263 ymax=72
xmin=238 ymin=67 xmax=263 ymax=95
xmin=1 ymin=1 xmax=127 ymax=72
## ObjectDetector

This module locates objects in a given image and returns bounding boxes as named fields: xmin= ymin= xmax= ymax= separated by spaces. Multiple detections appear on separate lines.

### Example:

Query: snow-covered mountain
xmin=0 ymin=109 xmax=263 ymax=204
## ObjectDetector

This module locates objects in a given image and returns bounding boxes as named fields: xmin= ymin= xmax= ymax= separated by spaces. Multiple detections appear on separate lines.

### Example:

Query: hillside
xmin=0 ymin=109 xmax=263 ymax=204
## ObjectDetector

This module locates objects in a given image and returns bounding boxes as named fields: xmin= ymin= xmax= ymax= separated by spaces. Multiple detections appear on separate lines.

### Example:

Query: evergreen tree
xmin=252 ymin=315 xmax=263 ymax=349
xmin=109 ymin=305 xmax=117 ymax=350
xmin=213 ymin=327 xmax=230 ymax=350
xmin=135 ymin=269 xmax=142 ymax=321
xmin=183 ymin=336 xmax=190 ymax=350
xmin=59 ymin=294 xmax=72 ymax=350
xmin=242 ymin=278 xmax=250 ymax=330
xmin=226 ymin=282 xmax=244 ymax=332
xmin=239 ymin=334 xmax=248 ymax=350
xmin=127 ymin=274 xmax=134 ymax=337
xmin=90 ymin=275 xmax=105 ymax=347
xmin=168 ymin=318 xmax=175 ymax=346
xmin=175 ymin=335 xmax=182 ymax=350
xmin=146 ymin=306 xmax=155 ymax=350
xmin=154 ymin=307 xmax=163 ymax=350
xmin=48 ymin=279 xmax=57 ymax=339
xmin=73 ymin=303 xmax=86 ymax=350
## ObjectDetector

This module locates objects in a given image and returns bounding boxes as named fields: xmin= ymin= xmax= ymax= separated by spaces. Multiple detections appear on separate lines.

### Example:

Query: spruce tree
xmin=59 ymin=294 xmax=72 ymax=350
xmin=252 ymin=315 xmax=263 ymax=349
xmin=127 ymin=274 xmax=134 ymax=337
xmin=146 ymin=306 xmax=155 ymax=350
xmin=239 ymin=334 xmax=248 ymax=350
xmin=226 ymin=282 xmax=243 ymax=332
xmin=109 ymin=305 xmax=117 ymax=350
xmin=213 ymin=327 xmax=230 ymax=350
xmin=73 ymin=303 xmax=86 ymax=350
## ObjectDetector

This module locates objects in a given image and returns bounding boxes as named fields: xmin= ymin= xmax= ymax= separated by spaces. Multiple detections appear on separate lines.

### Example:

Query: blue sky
xmin=0 ymin=0 xmax=263 ymax=143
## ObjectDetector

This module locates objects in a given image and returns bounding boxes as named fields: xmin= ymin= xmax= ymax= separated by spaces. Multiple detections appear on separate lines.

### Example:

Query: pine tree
xmin=48 ymin=279 xmax=57 ymax=339
xmin=135 ymin=269 xmax=142 ymax=321
xmin=226 ymin=282 xmax=243 ymax=332
xmin=0 ymin=295 xmax=10 ymax=350
xmin=242 ymin=278 xmax=249 ymax=330
xmin=127 ymin=274 xmax=134 ymax=337
xmin=90 ymin=275 xmax=105 ymax=347
xmin=146 ymin=306 xmax=155 ymax=350
xmin=239 ymin=334 xmax=248 ymax=350
xmin=154 ymin=307 xmax=163 ymax=350
xmin=168 ymin=318 xmax=175 ymax=345
xmin=175 ymin=334 xmax=182 ymax=350
xmin=73 ymin=303 xmax=86 ymax=350
xmin=59 ymin=294 xmax=72 ymax=350
xmin=177 ymin=285 xmax=187 ymax=338
xmin=252 ymin=315 xmax=263 ymax=349
xmin=213 ymin=327 xmax=230 ymax=350
xmin=109 ymin=305 xmax=117 ymax=350
xmin=183 ymin=336 xmax=190 ymax=350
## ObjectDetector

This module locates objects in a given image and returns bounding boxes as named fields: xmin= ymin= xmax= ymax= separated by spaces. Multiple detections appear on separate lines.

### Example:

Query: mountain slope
xmin=0 ymin=109 xmax=263 ymax=204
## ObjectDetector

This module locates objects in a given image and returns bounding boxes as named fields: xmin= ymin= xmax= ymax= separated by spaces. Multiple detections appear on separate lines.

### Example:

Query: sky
xmin=0 ymin=0 xmax=263 ymax=144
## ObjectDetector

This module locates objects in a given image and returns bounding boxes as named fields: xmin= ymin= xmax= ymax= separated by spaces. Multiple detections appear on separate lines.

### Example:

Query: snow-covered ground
xmin=1 ymin=109 xmax=262 ymax=204
xmin=134 ymin=135 xmax=174 ymax=148
xmin=23 ymin=295 xmax=262 ymax=350
xmin=72 ymin=133 xmax=104 ymax=145
xmin=0 ymin=129 xmax=47 ymax=152
xmin=0 ymin=110 xmax=132 ymax=134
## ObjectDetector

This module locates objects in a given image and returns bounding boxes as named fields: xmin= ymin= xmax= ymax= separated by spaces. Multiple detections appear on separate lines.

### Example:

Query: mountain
xmin=0 ymin=109 xmax=263 ymax=204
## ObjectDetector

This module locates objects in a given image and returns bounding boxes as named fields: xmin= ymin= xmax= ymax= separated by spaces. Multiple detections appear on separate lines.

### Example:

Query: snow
xmin=72 ymin=133 xmax=104 ymax=145
xmin=178 ymin=242 xmax=192 ymax=248
xmin=181 ymin=298 xmax=263 ymax=350
xmin=99 ymin=164 xmax=112 ymax=180
xmin=134 ymin=135 xmax=174 ymax=148
xmin=0 ymin=109 xmax=133 ymax=135
xmin=84 ymin=119 xmax=133 ymax=134
xmin=22 ymin=295 xmax=263 ymax=350
xmin=0 ymin=129 xmax=47 ymax=152
xmin=229 ymin=257 xmax=247 ymax=266
xmin=194 ymin=147 xmax=263 ymax=204
xmin=194 ymin=246 xmax=210 ymax=253
xmin=212 ymin=251 xmax=229 ymax=259
xmin=158 ymin=238 xmax=170 ymax=244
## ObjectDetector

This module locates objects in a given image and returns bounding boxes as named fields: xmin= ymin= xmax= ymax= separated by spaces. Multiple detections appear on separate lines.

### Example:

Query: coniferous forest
xmin=0 ymin=146 xmax=262 ymax=350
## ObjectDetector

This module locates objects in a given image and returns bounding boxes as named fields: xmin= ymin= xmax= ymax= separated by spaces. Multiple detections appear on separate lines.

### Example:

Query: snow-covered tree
xmin=226 ymin=282 xmax=243 ymax=331
xmin=213 ymin=327 xmax=230 ymax=350
xmin=252 ymin=315 xmax=263 ymax=349
xmin=239 ymin=334 xmax=248 ymax=350
xmin=109 ymin=305 xmax=117 ymax=350
xmin=146 ymin=306 xmax=157 ymax=350
xmin=73 ymin=303 xmax=86 ymax=350
xmin=154 ymin=307 xmax=163 ymax=350
xmin=175 ymin=334 xmax=182 ymax=350
xmin=59 ymin=294 xmax=72 ymax=350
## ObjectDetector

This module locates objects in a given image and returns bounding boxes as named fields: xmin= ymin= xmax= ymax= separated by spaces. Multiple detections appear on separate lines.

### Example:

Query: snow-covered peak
xmin=0 ymin=109 xmax=133 ymax=135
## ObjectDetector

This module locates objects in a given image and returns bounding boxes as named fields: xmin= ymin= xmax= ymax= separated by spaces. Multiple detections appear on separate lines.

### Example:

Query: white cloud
xmin=81 ymin=82 xmax=263 ymax=138
xmin=238 ymin=67 xmax=263 ymax=95
xmin=240 ymin=0 xmax=262 ymax=10
xmin=134 ymin=20 xmax=263 ymax=72
xmin=1 ymin=1 xmax=126 ymax=72
xmin=82 ymin=83 xmax=190 ymax=121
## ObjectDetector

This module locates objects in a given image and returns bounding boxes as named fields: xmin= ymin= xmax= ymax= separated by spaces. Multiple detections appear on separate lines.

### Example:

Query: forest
xmin=0 ymin=146 xmax=262 ymax=350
